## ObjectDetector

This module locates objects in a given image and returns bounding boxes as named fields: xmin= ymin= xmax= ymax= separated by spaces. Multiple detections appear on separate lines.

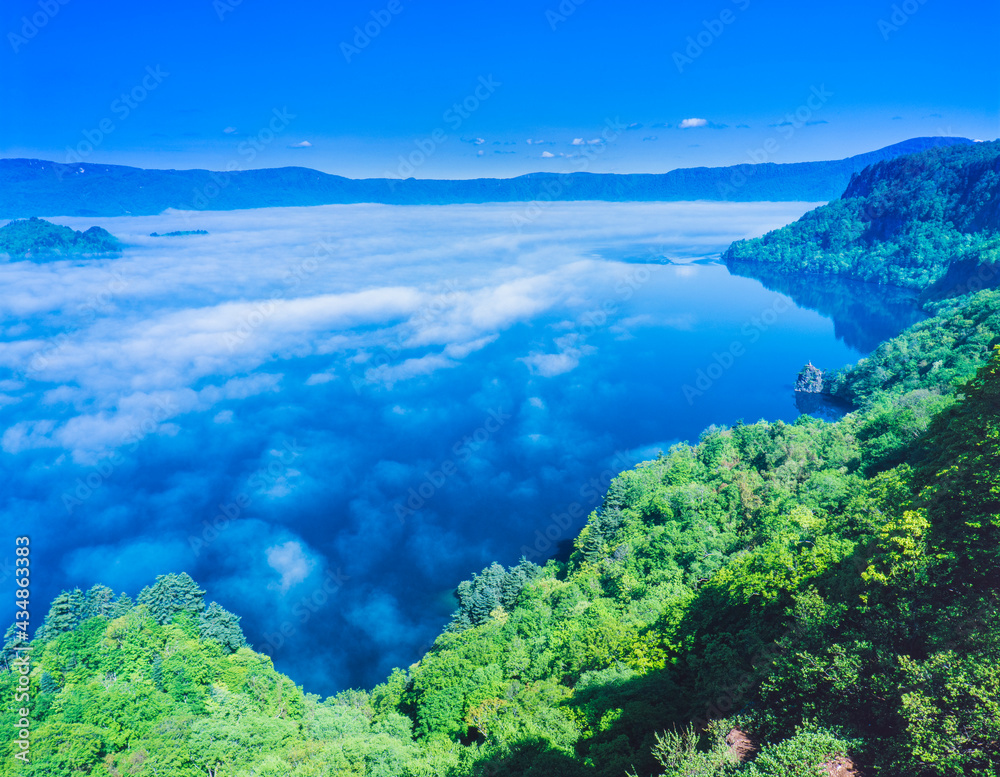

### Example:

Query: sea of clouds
xmin=1 ymin=200 xmax=847 ymax=693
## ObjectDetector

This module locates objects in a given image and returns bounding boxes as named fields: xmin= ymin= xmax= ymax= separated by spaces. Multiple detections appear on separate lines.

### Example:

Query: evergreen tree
xmin=39 ymin=671 xmax=58 ymax=695
xmin=138 ymin=572 xmax=206 ymax=625
xmin=110 ymin=592 xmax=134 ymax=618
xmin=450 ymin=559 xmax=540 ymax=630
xmin=0 ymin=623 xmax=27 ymax=670
xmin=80 ymin=584 xmax=116 ymax=620
xmin=36 ymin=588 xmax=85 ymax=642
xmin=198 ymin=602 xmax=248 ymax=653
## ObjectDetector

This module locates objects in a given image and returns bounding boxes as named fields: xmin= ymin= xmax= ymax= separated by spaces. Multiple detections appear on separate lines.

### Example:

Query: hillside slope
xmin=724 ymin=140 xmax=1000 ymax=292
xmin=0 ymin=217 xmax=120 ymax=259
xmin=4 ymin=333 xmax=1000 ymax=777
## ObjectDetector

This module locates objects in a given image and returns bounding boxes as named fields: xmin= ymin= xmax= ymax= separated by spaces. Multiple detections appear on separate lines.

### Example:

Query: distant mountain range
xmin=0 ymin=137 xmax=976 ymax=218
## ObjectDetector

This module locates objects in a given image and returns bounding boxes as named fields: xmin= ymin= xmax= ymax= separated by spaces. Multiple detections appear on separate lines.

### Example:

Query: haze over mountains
xmin=0 ymin=137 xmax=975 ymax=218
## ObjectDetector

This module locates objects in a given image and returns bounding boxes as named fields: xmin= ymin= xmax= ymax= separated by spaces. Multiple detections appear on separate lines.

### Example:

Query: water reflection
xmin=727 ymin=262 xmax=926 ymax=352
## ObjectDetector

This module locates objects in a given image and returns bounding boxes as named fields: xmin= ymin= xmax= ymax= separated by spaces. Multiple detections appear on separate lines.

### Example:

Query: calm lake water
xmin=0 ymin=201 xmax=924 ymax=694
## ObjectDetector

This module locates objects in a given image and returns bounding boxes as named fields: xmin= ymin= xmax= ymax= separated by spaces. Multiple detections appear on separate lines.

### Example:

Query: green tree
xmin=198 ymin=602 xmax=247 ymax=653
xmin=138 ymin=572 xmax=206 ymax=625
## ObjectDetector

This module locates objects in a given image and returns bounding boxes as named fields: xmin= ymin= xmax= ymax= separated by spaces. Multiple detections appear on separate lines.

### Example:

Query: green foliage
xmin=724 ymin=140 xmax=1000 ymax=290
xmin=36 ymin=589 xmax=84 ymax=643
xmin=197 ymin=601 xmax=247 ymax=654
xmin=915 ymin=345 xmax=1000 ymax=589
xmin=0 ymin=216 xmax=121 ymax=259
xmin=137 ymin=572 xmax=206 ymax=626
xmin=828 ymin=288 xmax=1000 ymax=407
xmin=450 ymin=558 xmax=541 ymax=631
xmin=741 ymin=726 xmax=857 ymax=777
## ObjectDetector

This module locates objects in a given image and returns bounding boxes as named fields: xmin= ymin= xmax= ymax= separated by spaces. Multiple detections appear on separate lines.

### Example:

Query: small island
xmin=150 ymin=230 xmax=208 ymax=237
xmin=0 ymin=216 xmax=121 ymax=260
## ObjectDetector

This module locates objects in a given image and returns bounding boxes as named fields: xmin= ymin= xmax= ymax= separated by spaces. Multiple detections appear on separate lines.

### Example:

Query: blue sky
xmin=2 ymin=0 xmax=997 ymax=177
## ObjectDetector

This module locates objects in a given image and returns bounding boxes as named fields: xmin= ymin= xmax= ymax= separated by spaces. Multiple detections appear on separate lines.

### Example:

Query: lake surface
xmin=0 ymin=201 xmax=923 ymax=694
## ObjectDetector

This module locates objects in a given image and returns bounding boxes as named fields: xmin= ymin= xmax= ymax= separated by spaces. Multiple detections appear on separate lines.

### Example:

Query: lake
xmin=0 ymin=201 xmax=924 ymax=695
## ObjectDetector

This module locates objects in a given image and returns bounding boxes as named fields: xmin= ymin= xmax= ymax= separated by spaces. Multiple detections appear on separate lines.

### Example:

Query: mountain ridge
xmin=0 ymin=136 xmax=976 ymax=218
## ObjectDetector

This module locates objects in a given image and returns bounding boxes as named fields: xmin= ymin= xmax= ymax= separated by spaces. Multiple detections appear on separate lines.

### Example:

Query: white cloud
xmin=519 ymin=348 xmax=589 ymax=377
xmin=266 ymin=540 xmax=315 ymax=593
xmin=305 ymin=371 xmax=336 ymax=385
xmin=443 ymin=334 xmax=498 ymax=359
xmin=519 ymin=334 xmax=596 ymax=378
xmin=364 ymin=352 xmax=458 ymax=388
xmin=679 ymin=118 xmax=709 ymax=129
xmin=223 ymin=127 xmax=237 ymax=134
xmin=571 ymin=138 xmax=584 ymax=145
xmin=213 ymin=409 xmax=234 ymax=423
xmin=0 ymin=201 xmax=817 ymax=460
xmin=541 ymin=151 xmax=555 ymax=158
xmin=288 ymin=140 xmax=312 ymax=148
xmin=2 ymin=419 xmax=58 ymax=454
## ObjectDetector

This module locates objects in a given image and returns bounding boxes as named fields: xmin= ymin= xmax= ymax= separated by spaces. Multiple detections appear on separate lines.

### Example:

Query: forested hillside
xmin=5 ymin=141 xmax=1000 ymax=776
xmin=0 ymin=217 xmax=120 ymax=259
xmin=724 ymin=140 xmax=1000 ymax=290
xmin=4 ymin=306 xmax=1000 ymax=776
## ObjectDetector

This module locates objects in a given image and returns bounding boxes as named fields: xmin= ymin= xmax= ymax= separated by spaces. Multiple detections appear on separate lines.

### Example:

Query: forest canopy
xmin=724 ymin=140 xmax=1000 ymax=291
xmin=0 ymin=217 xmax=121 ymax=259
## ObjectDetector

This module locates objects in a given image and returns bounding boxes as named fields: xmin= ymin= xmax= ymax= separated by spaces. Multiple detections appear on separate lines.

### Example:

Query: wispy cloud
xmin=266 ymin=540 xmax=316 ymax=592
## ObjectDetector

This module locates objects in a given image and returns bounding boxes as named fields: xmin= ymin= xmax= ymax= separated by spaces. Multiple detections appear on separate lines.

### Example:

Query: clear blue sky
xmin=2 ymin=0 xmax=998 ymax=177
